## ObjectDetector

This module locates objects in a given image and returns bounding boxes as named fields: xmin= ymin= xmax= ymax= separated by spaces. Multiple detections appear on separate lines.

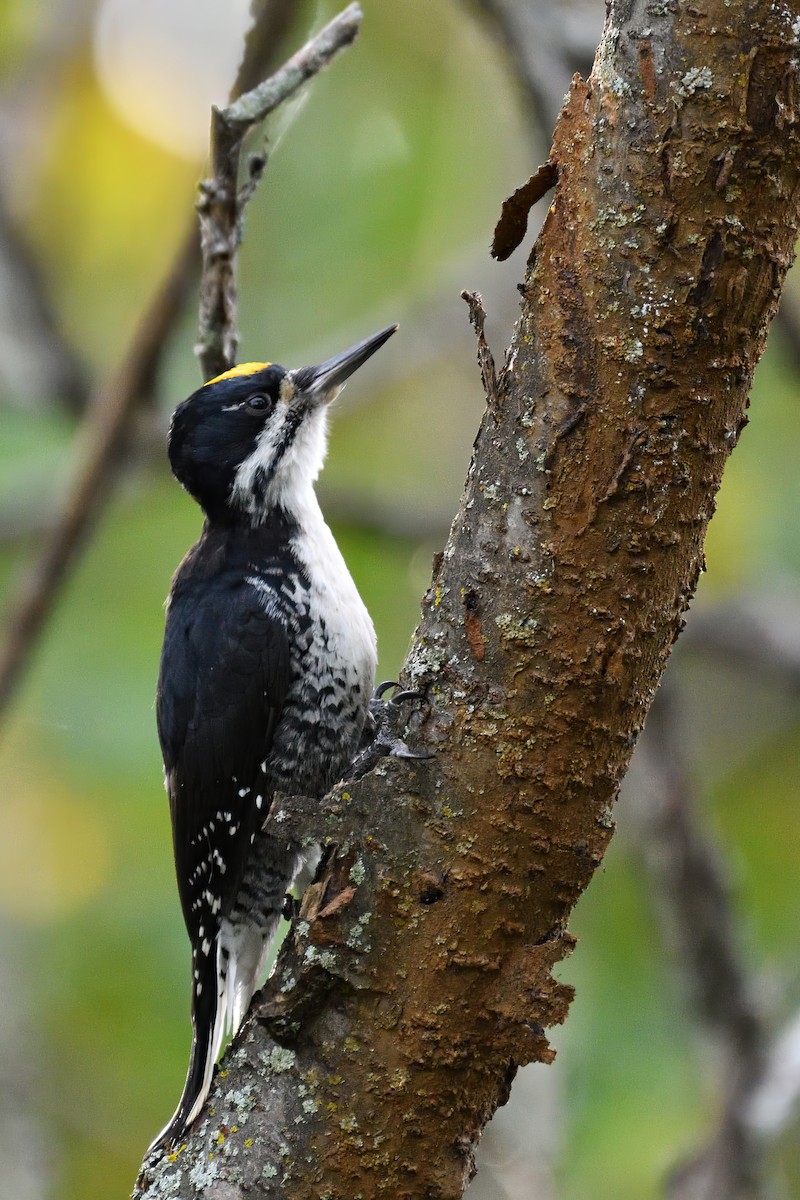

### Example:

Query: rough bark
xmin=135 ymin=2 xmax=800 ymax=1197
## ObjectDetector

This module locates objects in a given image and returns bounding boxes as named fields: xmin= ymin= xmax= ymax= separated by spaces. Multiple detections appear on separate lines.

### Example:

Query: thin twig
xmin=461 ymin=289 xmax=501 ymax=411
xmin=0 ymin=0 xmax=298 ymax=724
xmin=196 ymin=2 xmax=363 ymax=380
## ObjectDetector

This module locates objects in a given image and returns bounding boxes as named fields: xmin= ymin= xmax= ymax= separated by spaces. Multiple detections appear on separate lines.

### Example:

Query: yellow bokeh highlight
xmin=0 ymin=765 xmax=111 ymax=923
xmin=23 ymin=58 xmax=197 ymax=365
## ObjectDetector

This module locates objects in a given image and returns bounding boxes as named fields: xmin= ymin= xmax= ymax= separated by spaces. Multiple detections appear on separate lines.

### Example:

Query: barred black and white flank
xmin=149 ymin=325 xmax=397 ymax=1154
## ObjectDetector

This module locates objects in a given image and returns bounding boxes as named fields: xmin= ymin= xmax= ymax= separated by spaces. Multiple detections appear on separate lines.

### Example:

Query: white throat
xmin=287 ymin=487 xmax=378 ymax=692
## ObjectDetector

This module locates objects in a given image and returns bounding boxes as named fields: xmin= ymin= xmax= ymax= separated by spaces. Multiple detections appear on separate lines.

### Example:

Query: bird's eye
xmin=246 ymin=393 xmax=270 ymax=412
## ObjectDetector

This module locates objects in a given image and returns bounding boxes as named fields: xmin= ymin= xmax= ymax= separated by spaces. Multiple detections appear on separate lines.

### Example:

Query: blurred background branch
xmin=0 ymin=201 xmax=88 ymax=413
xmin=631 ymin=685 xmax=769 ymax=1200
xmin=0 ymin=232 xmax=196 ymax=716
xmin=0 ymin=0 xmax=93 ymax=414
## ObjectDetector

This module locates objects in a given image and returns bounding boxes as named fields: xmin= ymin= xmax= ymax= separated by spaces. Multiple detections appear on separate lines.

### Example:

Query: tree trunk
xmin=135 ymin=2 xmax=800 ymax=1196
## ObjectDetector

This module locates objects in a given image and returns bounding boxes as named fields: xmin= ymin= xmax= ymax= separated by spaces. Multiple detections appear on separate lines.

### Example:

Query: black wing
xmin=157 ymin=571 xmax=291 ymax=941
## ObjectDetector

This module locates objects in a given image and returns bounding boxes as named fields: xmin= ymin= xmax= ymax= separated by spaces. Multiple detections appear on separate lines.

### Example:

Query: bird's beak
xmin=293 ymin=324 xmax=398 ymax=405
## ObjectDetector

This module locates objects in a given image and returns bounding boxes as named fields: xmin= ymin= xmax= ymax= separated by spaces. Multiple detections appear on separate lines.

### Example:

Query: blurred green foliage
xmin=0 ymin=1 xmax=799 ymax=1198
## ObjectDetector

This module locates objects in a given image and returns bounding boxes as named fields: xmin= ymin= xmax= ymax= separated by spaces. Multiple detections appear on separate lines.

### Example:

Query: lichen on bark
xmin=135 ymin=2 xmax=800 ymax=1197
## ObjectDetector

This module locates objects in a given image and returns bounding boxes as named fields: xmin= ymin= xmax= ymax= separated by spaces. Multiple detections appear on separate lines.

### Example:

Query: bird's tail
xmin=221 ymin=917 xmax=274 ymax=1032
xmin=146 ymin=944 xmax=228 ymax=1157
xmin=147 ymin=842 xmax=302 ymax=1158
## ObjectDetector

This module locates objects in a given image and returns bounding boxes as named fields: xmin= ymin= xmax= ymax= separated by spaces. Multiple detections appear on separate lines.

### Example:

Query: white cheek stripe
xmin=230 ymin=402 xmax=329 ymax=522
xmin=230 ymin=408 xmax=291 ymax=509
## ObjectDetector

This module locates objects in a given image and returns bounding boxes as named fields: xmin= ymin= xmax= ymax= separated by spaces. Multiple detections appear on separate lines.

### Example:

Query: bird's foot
xmin=350 ymin=681 xmax=434 ymax=780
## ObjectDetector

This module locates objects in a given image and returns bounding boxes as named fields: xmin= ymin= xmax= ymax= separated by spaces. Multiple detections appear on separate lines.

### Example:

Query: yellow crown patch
xmin=204 ymin=362 xmax=272 ymax=387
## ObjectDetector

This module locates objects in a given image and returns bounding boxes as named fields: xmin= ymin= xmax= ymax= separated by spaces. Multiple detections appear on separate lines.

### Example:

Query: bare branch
xmin=196 ymin=3 xmax=364 ymax=379
xmin=223 ymin=6 xmax=363 ymax=129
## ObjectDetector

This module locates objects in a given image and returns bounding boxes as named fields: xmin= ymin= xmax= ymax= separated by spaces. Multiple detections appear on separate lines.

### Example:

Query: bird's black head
xmin=167 ymin=325 xmax=397 ymax=525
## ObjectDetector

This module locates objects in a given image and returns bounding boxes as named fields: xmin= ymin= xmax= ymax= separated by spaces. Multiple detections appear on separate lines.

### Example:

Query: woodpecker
xmin=149 ymin=325 xmax=398 ymax=1154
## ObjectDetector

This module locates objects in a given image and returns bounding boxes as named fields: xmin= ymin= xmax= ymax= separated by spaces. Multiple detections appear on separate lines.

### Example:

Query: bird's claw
xmin=349 ymin=681 xmax=433 ymax=779
xmin=388 ymin=688 xmax=425 ymax=705
xmin=371 ymin=680 xmax=424 ymax=706
xmin=389 ymin=744 xmax=435 ymax=761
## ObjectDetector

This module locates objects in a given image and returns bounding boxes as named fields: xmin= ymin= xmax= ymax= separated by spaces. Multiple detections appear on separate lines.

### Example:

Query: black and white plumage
xmin=149 ymin=325 xmax=397 ymax=1154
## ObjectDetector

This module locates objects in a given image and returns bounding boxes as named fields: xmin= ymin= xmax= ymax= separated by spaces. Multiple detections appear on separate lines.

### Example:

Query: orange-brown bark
xmin=136 ymin=3 xmax=800 ymax=1197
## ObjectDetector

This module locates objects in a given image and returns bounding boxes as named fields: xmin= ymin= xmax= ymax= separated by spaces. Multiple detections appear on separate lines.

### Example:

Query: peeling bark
xmin=135 ymin=2 xmax=800 ymax=1197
